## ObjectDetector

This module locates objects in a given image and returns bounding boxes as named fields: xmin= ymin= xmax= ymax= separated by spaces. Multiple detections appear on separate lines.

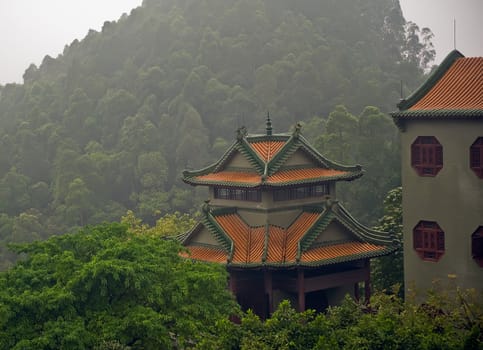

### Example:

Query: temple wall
xmin=401 ymin=119 xmax=483 ymax=292
xmin=237 ymin=208 xmax=301 ymax=228
xmin=188 ymin=226 xmax=220 ymax=246
xmin=313 ymin=221 xmax=352 ymax=243
xmin=284 ymin=149 xmax=315 ymax=166
xmin=228 ymin=151 xmax=252 ymax=168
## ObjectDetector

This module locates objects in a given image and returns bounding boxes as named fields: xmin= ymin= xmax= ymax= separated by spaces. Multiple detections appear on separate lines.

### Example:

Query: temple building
xmin=391 ymin=50 xmax=483 ymax=293
xmin=179 ymin=118 xmax=395 ymax=317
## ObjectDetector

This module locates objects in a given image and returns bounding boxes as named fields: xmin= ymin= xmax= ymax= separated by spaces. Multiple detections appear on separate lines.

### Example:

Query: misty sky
xmin=0 ymin=0 xmax=481 ymax=85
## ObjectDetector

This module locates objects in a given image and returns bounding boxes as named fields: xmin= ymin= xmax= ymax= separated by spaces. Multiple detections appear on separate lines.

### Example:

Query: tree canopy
xmin=197 ymin=289 xmax=483 ymax=350
xmin=0 ymin=223 xmax=237 ymax=349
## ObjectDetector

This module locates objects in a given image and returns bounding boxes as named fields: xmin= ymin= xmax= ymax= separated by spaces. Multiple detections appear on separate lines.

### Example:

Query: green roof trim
xmin=297 ymin=209 xmax=335 ymax=261
xmin=234 ymin=138 xmax=266 ymax=174
xmin=396 ymin=50 xmax=464 ymax=111
xmin=392 ymin=108 xmax=483 ymax=118
xmin=298 ymin=135 xmax=363 ymax=173
xmin=296 ymin=203 xmax=396 ymax=262
xmin=335 ymin=204 xmax=395 ymax=245
xmin=391 ymin=109 xmax=483 ymax=130
xmin=225 ymin=246 xmax=394 ymax=268
xmin=182 ymin=170 xmax=361 ymax=188
xmin=246 ymin=134 xmax=291 ymax=142
xmin=196 ymin=213 xmax=234 ymax=255
xmin=265 ymin=135 xmax=300 ymax=175
xmin=182 ymin=130 xmax=363 ymax=187
xmin=182 ymin=202 xmax=396 ymax=269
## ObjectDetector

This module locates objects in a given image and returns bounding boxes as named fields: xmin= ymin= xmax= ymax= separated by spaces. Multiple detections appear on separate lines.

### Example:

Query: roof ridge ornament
xmin=292 ymin=122 xmax=302 ymax=139
xmin=266 ymin=111 xmax=272 ymax=136
xmin=202 ymin=200 xmax=211 ymax=213
xmin=236 ymin=126 xmax=248 ymax=141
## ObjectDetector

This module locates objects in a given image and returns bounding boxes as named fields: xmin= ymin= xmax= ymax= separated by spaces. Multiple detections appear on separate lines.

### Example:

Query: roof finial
xmin=266 ymin=111 xmax=272 ymax=136
xmin=453 ymin=18 xmax=456 ymax=50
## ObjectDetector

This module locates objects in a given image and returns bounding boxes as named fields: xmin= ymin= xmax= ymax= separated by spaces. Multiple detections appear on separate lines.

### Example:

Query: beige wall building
xmin=391 ymin=50 xmax=483 ymax=294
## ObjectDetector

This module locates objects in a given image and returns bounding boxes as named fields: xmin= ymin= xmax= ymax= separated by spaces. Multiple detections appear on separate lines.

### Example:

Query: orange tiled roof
xmin=208 ymin=212 xmax=375 ymax=265
xmin=196 ymin=171 xmax=260 ymax=184
xmin=410 ymin=57 xmax=483 ymax=111
xmin=182 ymin=131 xmax=363 ymax=187
xmin=181 ymin=246 xmax=227 ymax=263
xmin=182 ymin=210 xmax=393 ymax=267
xmin=194 ymin=168 xmax=349 ymax=185
xmin=249 ymin=140 xmax=287 ymax=161
xmin=215 ymin=214 xmax=265 ymax=264
xmin=301 ymin=241 xmax=385 ymax=263
xmin=266 ymin=168 xmax=348 ymax=184
xmin=264 ymin=212 xmax=320 ymax=263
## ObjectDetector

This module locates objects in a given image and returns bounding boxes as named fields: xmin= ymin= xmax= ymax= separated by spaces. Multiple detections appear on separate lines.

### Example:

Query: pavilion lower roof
xmin=183 ymin=241 xmax=386 ymax=267
xmin=182 ymin=211 xmax=392 ymax=268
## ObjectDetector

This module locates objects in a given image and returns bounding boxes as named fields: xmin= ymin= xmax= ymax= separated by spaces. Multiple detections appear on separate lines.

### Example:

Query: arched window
xmin=472 ymin=226 xmax=483 ymax=267
xmin=470 ymin=137 xmax=483 ymax=179
xmin=413 ymin=221 xmax=445 ymax=262
xmin=411 ymin=136 xmax=443 ymax=176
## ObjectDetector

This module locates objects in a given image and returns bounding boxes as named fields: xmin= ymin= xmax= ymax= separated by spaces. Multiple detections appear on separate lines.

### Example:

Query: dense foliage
xmin=306 ymin=105 xmax=400 ymax=224
xmin=0 ymin=0 xmax=435 ymax=267
xmin=1 ymin=220 xmax=480 ymax=349
xmin=197 ymin=290 xmax=483 ymax=350
xmin=372 ymin=186 xmax=404 ymax=292
xmin=0 ymin=223 xmax=237 ymax=349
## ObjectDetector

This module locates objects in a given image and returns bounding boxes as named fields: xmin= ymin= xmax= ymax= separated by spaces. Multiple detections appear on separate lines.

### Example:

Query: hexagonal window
xmin=413 ymin=221 xmax=445 ymax=262
xmin=470 ymin=137 xmax=483 ymax=179
xmin=411 ymin=136 xmax=443 ymax=176
xmin=472 ymin=226 xmax=483 ymax=267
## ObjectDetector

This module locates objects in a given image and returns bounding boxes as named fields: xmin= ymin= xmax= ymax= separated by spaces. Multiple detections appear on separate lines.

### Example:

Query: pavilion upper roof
xmin=182 ymin=125 xmax=363 ymax=188
xmin=392 ymin=50 xmax=483 ymax=129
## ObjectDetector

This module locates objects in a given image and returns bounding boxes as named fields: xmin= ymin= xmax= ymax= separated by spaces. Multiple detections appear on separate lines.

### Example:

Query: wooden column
xmin=264 ymin=270 xmax=273 ymax=315
xmin=228 ymin=271 xmax=241 ymax=324
xmin=229 ymin=271 xmax=237 ymax=295
xmin=364 ymin=260 xmax=371 ymax=303
xmin=354 ymin=282 xmax=360 ymax=301
xmin=297 ymin=269 xmax=305 ymax=312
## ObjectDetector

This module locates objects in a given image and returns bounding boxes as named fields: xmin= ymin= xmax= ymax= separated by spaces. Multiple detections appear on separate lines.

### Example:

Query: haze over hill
xmin=1 ymin=0 xmax=482 ymax=84
xmin=0 ymin=0 xmax=432 ymax=268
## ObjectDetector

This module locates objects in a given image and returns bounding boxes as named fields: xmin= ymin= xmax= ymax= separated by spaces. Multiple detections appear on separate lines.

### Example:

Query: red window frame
xmin=470 ymin=137 xmax=483 ymax=179
xmin=472 ymin=226 xmax=483 ymax=267
xmin=413 ymin=221 xmax=445 ymax=262
xmin=411 ymin=136 xmax=443 ymax=176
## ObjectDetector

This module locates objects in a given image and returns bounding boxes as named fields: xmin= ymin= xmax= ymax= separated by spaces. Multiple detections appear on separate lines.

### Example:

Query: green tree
xmin=64 ymin=177 xmax=95 ymax=227
xmin=10 ymin=209 xmax=46 ymax=243
xmin=121 ymin=210 xmax=196 ymax=237
xmin=0 ymin=167 xmax=31 ymax=216
xmin=0 ymin=223 xmax=237 ymax=349
xmin=197 ymin=286 xmax=483 ymax=350
xmin=372 ymin=187 xmax=403 ymax=294
xmin=320 ymin=105 xmax=358 ymax=163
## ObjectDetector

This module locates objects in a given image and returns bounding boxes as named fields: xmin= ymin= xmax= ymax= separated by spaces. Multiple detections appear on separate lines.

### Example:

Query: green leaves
xmin=0 ymin=223 xmax=236 ymax=349
xmin=198 ymin=287 xmax=483 ymax=350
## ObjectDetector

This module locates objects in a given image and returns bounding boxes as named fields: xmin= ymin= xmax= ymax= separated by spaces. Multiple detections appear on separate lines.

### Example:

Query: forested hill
xmin=0 ymin=0 xmax=434 ymax=268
